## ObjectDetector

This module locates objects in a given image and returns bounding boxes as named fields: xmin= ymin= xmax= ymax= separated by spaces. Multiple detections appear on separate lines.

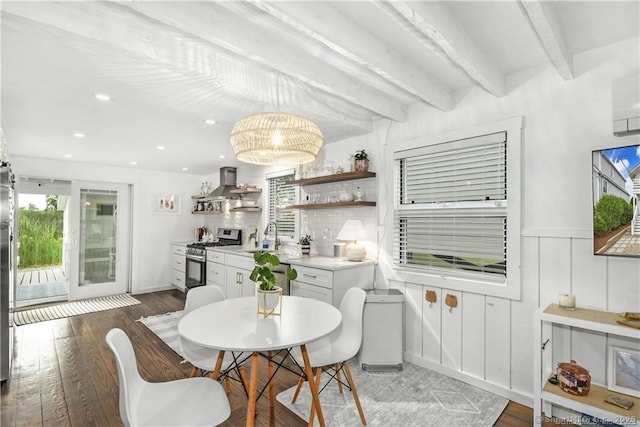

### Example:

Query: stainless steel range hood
xmin=209 ymin=167 xmax=237 ymax=198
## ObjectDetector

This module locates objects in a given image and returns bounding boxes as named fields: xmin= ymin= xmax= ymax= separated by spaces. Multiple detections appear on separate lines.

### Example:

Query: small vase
xmin=257 ymin=286 xmax=282 ymax=317
xmin=301 ymin=245 xmax=311 ymax=255
xmin=354 ymin=159 xmax=369 ymax=172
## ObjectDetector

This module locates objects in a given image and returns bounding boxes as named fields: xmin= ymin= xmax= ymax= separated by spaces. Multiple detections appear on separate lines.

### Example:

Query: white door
xmin=68 ymin=181 xmax=130 ymax=300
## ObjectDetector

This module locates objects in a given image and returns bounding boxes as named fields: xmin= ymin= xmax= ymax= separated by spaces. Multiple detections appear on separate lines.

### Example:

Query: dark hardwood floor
xmin=1 ymin=289 xmax=538 ymax=426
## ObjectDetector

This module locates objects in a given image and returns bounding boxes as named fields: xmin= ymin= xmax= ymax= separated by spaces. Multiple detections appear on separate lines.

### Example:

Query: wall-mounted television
xmin=592 ymin=143 xmax=640 ymax=256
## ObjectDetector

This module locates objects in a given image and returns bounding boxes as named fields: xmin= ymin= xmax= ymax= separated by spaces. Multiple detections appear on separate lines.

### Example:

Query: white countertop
xmin=206 ymin=245 xmax=373 ymax=271
xmin=171 ymin=241 xmax=191 ymax=246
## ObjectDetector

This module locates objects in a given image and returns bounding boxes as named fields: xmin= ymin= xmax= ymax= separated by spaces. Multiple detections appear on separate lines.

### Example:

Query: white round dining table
xmin=178 ymin=295 xmax=342 ymax=427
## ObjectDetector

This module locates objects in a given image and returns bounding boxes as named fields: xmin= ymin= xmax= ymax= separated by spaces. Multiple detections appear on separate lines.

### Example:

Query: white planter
xmin=257 ymin=286 xmax=282 ymax=317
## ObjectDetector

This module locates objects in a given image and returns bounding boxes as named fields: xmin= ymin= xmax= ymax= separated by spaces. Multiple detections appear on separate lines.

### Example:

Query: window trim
xmin=264 ymin=168 xmax=298 ymax=242
xmin=388 ymin=117 xmax=522 ymax=300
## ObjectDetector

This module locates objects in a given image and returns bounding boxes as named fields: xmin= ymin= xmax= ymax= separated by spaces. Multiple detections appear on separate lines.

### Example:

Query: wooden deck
xmin=17 ymin=266 xmax=66 ymax=286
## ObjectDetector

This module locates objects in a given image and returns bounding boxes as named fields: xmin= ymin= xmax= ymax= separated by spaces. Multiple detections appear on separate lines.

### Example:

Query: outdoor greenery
xmin=593 ymin=194 xmax=634 ymax=235
xmin=19 ymin=208 xmax=63 ymax=268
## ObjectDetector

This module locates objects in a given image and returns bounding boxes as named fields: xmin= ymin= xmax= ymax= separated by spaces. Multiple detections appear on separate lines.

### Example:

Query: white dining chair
xmin=181 ymin=285 xmax=251 ymax=392
xmin=290 ymin=287 xmax=367 ymax=425
xmin=105 ymin=328 xmax=230 ymax=427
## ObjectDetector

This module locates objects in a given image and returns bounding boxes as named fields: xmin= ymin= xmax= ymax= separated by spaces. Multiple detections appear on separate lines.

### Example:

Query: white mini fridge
xmin=359 ymin=288 xmax=404 ymax=371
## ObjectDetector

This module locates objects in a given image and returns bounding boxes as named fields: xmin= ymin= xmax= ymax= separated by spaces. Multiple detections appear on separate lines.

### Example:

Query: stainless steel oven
xmin=185 ymin=228 xmax=242 ymax=291
xmin=185 ymin=251 xmax=206 ymax=290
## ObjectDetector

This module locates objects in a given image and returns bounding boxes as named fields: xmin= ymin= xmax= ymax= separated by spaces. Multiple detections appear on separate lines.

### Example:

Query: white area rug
xmin=277 ymin=362 xmax=509 ymax=426
xmin=13 ymin=293 xmax=141 ymax=326
xmin=139 ymin=311 xmax=509 ymax=426
xmin=138 ymin=310 xmax=184 ymax=356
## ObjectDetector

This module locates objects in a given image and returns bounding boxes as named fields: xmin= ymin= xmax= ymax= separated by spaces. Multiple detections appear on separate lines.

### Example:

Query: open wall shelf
xmin=289 ymin=171 xmax=376 ymax=186
xmin=278 ymin=201 xmax=376 ymax=210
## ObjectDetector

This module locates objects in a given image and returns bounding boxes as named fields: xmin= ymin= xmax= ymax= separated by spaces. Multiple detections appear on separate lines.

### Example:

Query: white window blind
xmin=268 ymin=173 xmax=295 ymax=237
xmin=394 ymin=131 xmax=508 ymax=278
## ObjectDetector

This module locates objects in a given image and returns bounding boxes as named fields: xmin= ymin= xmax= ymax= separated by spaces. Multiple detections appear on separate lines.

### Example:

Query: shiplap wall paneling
xmin=404 ymin=282 xmax=423 ymax=357
xmin=461 ymin=292 xmax=485 ymax=378
xmin=510 ymin=236 xmax=539 ymax=395
xmin=539 ymin=237 xmax=572 ymax=308
xmin=485 ymin=296 xmax=511 ymax=388
xmin=441 ymin=290 xmax=462 ymax=370
xmin=606 ymin=256 xmax=640 ymax=312
xmin=422 ymin=287 xmax=442 ymax=364
xmin=571 ymin=238 xmax=607 ymax=310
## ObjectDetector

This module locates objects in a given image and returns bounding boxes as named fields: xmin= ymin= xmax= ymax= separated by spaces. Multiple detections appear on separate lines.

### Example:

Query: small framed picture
xmin=152 ymin=193 xmax=181 ymax=215
xmin=608 ymin=345 xmax=640 ymax=398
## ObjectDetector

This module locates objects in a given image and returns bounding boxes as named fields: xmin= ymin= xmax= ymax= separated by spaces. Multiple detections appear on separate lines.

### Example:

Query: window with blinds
xmin=267 ymin=173 xmax=295 ymax=237
xmin=394 ymin=131 xmax=508 ymax=279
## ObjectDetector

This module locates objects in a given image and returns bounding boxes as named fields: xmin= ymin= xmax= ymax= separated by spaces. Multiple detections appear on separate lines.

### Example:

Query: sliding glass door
xmin=68 ymin=182 xmax=130 ymax=300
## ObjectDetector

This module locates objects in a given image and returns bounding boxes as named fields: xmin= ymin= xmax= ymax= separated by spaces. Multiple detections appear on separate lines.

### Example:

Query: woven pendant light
xmin=230 ymin=112 xmax=323 ymax=165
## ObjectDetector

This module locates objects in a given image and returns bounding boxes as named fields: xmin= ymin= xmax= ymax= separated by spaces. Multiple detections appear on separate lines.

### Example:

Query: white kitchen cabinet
xmin=290 ymin=280 xmax=332 ymax=305
xmin=170 ymin=243 xmax=186 ymax=291
xmin=224 ymin=253 xmax=255 ymax=299
xmin=206 ymin=248 xmax=225 ymax=297
xmin=289 ymin=259 xmax=374 ymax=307
xmin=533 ymin=304 xmax=640 ymax=426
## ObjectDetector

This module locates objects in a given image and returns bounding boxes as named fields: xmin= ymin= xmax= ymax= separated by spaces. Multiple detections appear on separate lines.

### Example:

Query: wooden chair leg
xmin=343 ymin=361 xmax=366 ymax=425
xmin=335 ymin=363 xmax=344 ymax=394
xmin=238 ymin=365 xmax=250 ymax=395
xmin=189 ymin=366 xmax=199 ymax=377
xmin=268 ymin=351 xmax=275 ymax=410
xmin=308 ymin=367 xmax=322 ymax=427
xmin=224 ymin=376 xmax=231 ymax=393
xmin=291 ymin=376 xmax=305 ymax=403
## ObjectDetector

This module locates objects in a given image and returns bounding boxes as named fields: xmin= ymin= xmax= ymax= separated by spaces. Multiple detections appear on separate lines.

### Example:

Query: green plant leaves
xmin=251 ymin=251 xmax=295 ymax=290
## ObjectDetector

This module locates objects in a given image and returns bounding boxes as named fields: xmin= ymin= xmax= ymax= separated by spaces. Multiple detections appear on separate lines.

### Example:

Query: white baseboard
xmin=404 ymin=353 xmax=533 ymax=408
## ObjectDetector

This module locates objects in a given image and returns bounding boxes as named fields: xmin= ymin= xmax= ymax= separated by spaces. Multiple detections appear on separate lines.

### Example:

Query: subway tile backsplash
xmin=299 ymin=178 xmax=377 ymax=257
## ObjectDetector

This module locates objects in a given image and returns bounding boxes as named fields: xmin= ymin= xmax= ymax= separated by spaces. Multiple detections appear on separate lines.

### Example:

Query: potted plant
xmin=250 ymin=252 xmax=297 ymax=316
xmin=350 ymin=149 xmax=370 ymax=172
xmin=298 ymin=234 xmax=313 ymax=255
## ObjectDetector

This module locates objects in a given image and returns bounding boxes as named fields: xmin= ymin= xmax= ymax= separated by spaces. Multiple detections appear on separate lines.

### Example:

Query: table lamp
xmin=336 ymin=219 xmax=367 ymax=261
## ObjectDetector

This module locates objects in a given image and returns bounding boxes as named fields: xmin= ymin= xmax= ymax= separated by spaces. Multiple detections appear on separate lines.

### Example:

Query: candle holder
xmin=559 ymin=293 xmax=576 ymax=310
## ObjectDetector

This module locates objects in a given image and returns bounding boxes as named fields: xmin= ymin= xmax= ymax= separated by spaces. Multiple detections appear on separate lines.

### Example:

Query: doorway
xmin=16 ymin=177 xmax=131 ymax=307
xmin=16 ymin=179 xmax=70 ymax=307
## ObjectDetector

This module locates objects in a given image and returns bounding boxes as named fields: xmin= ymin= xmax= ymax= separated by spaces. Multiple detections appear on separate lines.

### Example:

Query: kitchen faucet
xmin=264 ymin=221 xmax=281 ymax=251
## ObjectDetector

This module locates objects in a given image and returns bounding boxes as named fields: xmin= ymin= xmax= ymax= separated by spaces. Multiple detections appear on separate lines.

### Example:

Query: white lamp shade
xmin=336 ymin=220 xmax=368 ymax=262
xmin=336 ymin=219 xmax=368 ymax=242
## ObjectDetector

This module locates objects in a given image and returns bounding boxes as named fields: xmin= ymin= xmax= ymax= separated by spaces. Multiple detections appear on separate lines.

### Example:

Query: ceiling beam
xmin=121 ymin=2 xmax=408 ymax=122
xmin=517 ymin=1 xmax=574 ymax=80
xmin=378 ymin=1 xmax=506 ymax=97
xmin=3 ymin=2 xmax=404 ymax=124
xmin=244 ymin=1 xmax=452 ymax=111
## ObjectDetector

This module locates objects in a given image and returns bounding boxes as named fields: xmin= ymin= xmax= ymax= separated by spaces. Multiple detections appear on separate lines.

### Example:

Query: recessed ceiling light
xmin=95 ymin=93 xmax=111 ymax=102
xmin=130 ymin=161 xmax=137 ymax=166
xmin=64 ymin=154 xmax=72 ymax=158
xmin=204 ymin=119 xmax=217 ymax=125
xmin=219 ymin=155 xmax=225 ymax=159
xmin=156 ymin=146 xmax=165 ymax=150
xmin=182 ymin=167 xmax=189 ymax=171
xmin=72 ymin=132 xmax=85 ymax=139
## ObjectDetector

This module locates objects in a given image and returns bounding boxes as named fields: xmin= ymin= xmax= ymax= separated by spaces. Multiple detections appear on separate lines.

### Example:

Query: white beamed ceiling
xmin=2 ymin=1 xmax=638 ymax=175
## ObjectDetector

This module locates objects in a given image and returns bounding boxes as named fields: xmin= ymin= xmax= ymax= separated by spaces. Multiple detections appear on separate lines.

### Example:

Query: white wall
xmin=312 ymin=37 xmax=640 ymax=405
xmin=12 ymin=156 xmax=203 ymax=294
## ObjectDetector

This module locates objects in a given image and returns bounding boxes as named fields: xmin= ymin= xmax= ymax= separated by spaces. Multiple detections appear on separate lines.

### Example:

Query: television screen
xmin=592 ymin=143 xmax=640 ymax=256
